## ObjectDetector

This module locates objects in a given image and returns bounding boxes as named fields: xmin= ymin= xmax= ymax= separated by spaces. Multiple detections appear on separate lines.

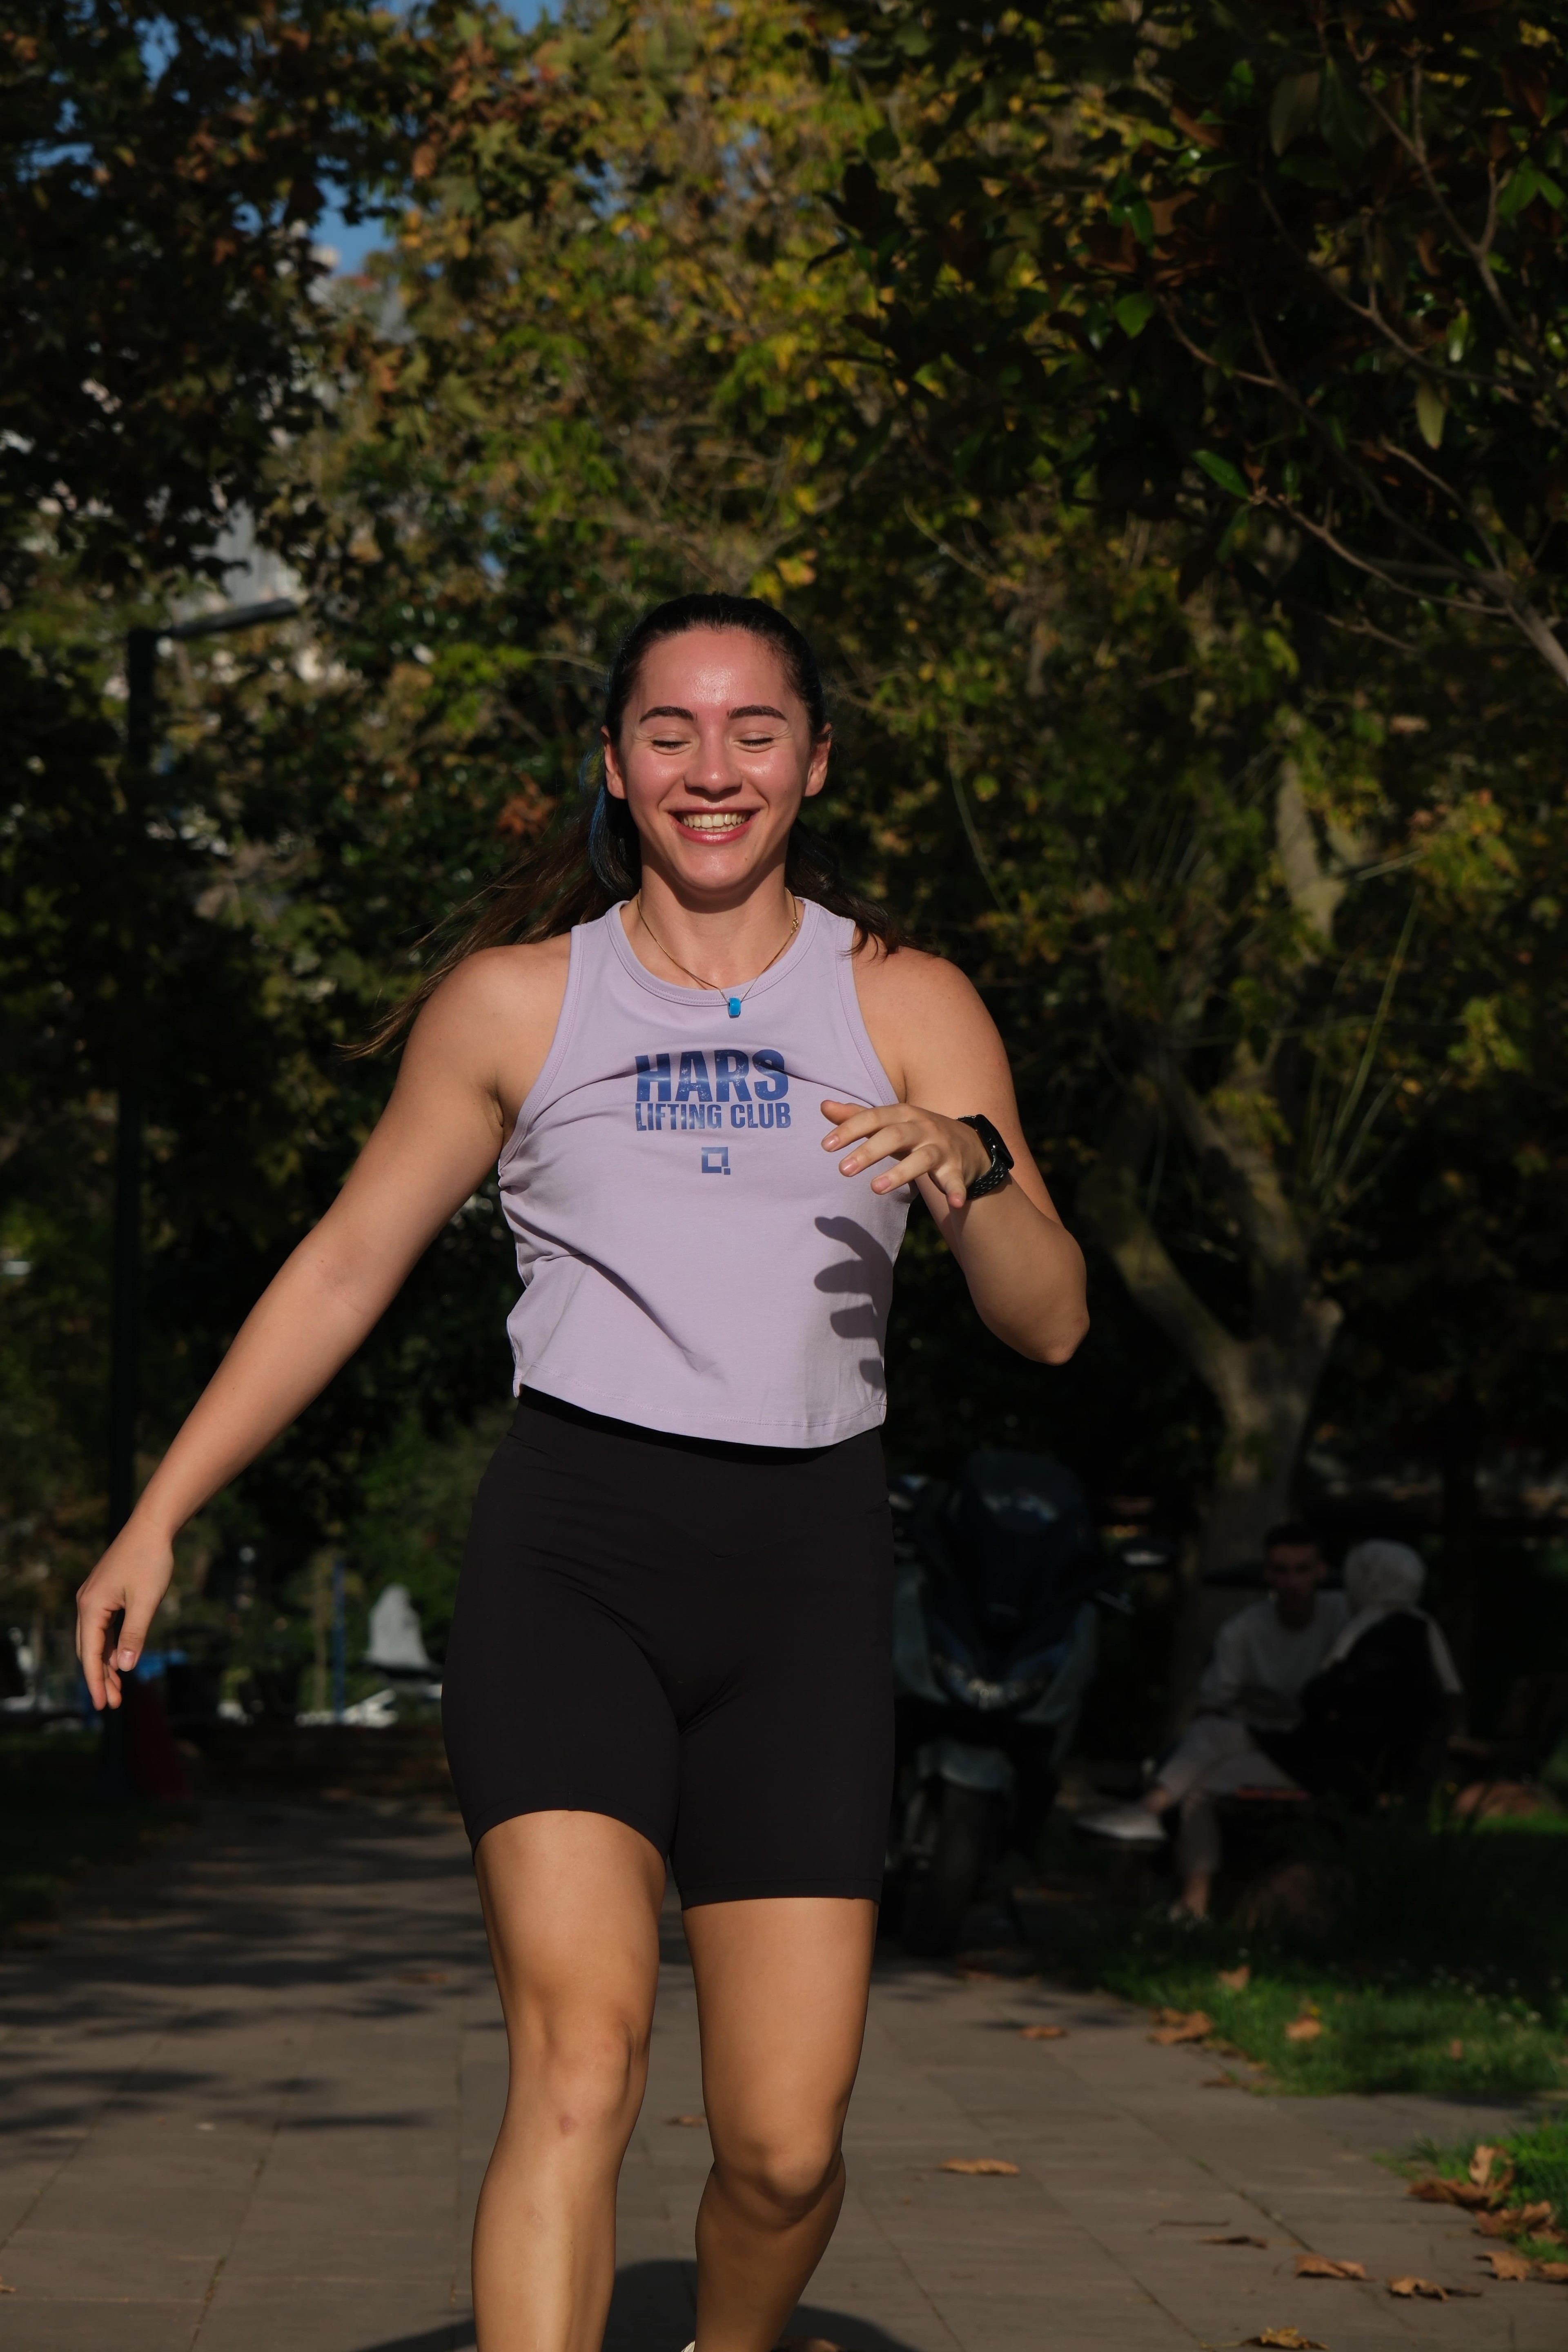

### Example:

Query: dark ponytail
xmin=360 ymin=594 xmax=899 ymax=1053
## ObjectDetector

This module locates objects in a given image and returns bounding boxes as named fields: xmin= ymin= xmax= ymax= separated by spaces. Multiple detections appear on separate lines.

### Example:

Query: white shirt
xmin=1196 ymin=1591 xmax=1352 ymax=1731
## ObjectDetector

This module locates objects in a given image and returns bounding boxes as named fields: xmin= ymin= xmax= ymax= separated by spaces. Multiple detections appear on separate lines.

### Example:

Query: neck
xmin=627 ymin=864 xmax=799 ymax=987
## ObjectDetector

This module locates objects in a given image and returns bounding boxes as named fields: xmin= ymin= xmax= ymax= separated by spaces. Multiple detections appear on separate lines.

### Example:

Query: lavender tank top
xmin=496 ymin=899 xmax=910 ymax=1445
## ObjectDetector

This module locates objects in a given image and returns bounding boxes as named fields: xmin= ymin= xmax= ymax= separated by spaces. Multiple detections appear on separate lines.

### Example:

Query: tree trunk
xmin=1080 ymin=1075 xmax=1341 ymax=1725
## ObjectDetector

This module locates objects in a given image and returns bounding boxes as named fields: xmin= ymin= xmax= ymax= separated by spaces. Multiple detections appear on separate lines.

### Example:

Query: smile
xmin=674 ymin=811 xmax=753 ymax=834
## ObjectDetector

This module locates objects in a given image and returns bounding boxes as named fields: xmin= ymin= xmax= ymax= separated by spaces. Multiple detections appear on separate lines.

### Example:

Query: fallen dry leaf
xmin=1284 ymin=2016 xmax=1324 ymax=2043
xmin=1408 ymin=2175 xmax=1492 ymax=2208
xmin=1537 ymin=2263 xmax=1568 ymax=2283
xmin=1203 ymin=2232 xmax=1269 ymax=2247
xmin=1471 ymin=2143 xmax=1516 ymax=2194
xmin=1480 ymin=2201 xmax=1557 ymax=2237
xmin=1296 ymin=2254 xmax=1366 ymax=2279
xmin=1388 ymin=2277 xmax=1447 ymax=2300
xmin=1448 ymin=2038 xmax=1465 ymax=2059
xmin=0 ymin=2279 xmax=14 ymax=2295
xmin=1244 ymin=2330 xmax=1327 ymax=2349
xmin=1018 ymin=2024 xmax=1066 ymax=2040
xmin=939 ymin=2157 xmax=1019 ymax=2176
xmin=1201 ymin=2074 xmax=1241 ymax=2089
xmin=1218 ymin=1964 xmax=1252 ymax=1991
xmin=1149 ymin=2009 xmax=1212 ymax=2045
xmin=667 ymin=2114 xmax=706 ymax=2128
xmin=1478 ymin=2247 xmax=1531 ymax=2281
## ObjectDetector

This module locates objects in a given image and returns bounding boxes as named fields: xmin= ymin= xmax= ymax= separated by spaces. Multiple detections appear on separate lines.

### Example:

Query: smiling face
xmin=601 ymin=627 xmax=829 ymax=901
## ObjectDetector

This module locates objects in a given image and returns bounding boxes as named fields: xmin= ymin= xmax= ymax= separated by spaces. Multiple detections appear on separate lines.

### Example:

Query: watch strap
xmin=958 ymin=1114 xmax=1015 ymax=1199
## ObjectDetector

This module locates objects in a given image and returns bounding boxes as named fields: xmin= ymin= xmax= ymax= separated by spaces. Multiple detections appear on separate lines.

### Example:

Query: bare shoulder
xmin=851 ymin=937 xmax=1000 ymax=1100
xmin=401 ymin=936 xmax=573 ymax=1123
xmin=852 ymin=937 xmax=988 ymax=1018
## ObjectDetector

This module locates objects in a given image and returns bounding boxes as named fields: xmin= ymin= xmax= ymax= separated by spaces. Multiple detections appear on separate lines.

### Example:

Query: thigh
xmin=1162 ymin=1715 xmax=1250 ymax=1798
xmin=478 ymin=1810 xmax=666 ymax=2047
xmin=1196 ymin=1742 xmax=1297 ymax=1799
xmin=671 ymin=1436 xmax=894 ymax=1907
xmin=685 ymin=1897 xmax=875 ymax=2155
xmin=443 ymin=1424 xmax=682 ymax=1858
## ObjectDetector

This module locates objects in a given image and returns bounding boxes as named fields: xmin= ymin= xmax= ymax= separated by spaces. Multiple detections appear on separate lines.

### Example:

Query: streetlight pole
xmin=108 ymin=598 xmax=300 ymax=1541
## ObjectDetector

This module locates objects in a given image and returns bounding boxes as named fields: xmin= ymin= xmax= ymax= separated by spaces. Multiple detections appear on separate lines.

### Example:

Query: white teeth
xmin=679 ymin=812 xmax=749 ymax=831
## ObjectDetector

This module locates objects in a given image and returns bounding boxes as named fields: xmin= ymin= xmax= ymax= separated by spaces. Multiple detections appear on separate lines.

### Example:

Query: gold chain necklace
xmin=634 ymin=893 xmax=800 ymax=1019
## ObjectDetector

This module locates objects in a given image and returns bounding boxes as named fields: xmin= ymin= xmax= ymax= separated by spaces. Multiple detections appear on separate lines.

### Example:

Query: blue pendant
xmin=727 ymin=996 xmax=742 ymax=1018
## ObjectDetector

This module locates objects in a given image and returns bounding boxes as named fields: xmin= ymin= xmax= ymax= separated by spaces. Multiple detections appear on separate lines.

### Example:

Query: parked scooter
xmin=885 ymin=1452 xmax=1162 ymax=1955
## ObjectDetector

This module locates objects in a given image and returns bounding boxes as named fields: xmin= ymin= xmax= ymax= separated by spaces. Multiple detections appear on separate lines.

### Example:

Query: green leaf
xmin=1497 ymin=163 xmax=1538 ymax=220
xmin=1129 ymin=199 xmax=1154 ymax=247
xmin=1320 ymin=62 xmax=1368 ymax=167
xmin=865 ymin=124 xmax=900 ymax=163
xmin=1114 ymin=292 xmax=1156 ymax=338
xmin=1195 ymin=449 xmax=1252 ymax=500
xmin=1277 ymin=152 xmax=1342 ymax=188
xmin=1269 ymin=71 xmax=1321 ymax=156
xmin=1416 ymin=379 xmax=1447 ymax=450
xmin=1536 ymin=169 xmax=1566 ymax=211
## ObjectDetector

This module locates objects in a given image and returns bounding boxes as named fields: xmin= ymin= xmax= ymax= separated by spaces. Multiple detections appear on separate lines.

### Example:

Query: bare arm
xmin=835 ymin=947 xmax=1089 ymax=1364
xmin=75 ymin=942 xmax=567 ymax=1708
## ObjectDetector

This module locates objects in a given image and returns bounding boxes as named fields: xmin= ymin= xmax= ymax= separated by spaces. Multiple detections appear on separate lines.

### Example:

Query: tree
xmin=265 ymin=0 xmax=1568 ymax=1683
xmin=0 ymin=0 xmax=421 ymax=590
xmin=824 ymin=1 xmax=1568 ymax=688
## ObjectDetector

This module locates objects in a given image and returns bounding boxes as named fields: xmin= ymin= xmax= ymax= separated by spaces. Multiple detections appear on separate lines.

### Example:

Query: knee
xmin=517 ymin=2010 xmax=649 ymax=2140
xmin=715 ymin=2123 xmax=843 ymax=2225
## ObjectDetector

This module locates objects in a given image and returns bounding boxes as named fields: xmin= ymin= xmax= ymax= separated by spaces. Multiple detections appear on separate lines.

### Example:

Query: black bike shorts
xmin=442 ymin=1392 xmax=895 ymax=1906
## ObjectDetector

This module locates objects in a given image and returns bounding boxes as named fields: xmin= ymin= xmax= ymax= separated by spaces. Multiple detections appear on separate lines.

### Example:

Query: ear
xmin=802 ymin=724 xmax=832 ymax=802
xmin=601 ymin=725 xmax=628 ymax=802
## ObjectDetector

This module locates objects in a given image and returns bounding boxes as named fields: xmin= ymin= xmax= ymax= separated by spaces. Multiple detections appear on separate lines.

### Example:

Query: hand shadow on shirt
xmin=814 ymin=1215 xmax=895 ymax=1393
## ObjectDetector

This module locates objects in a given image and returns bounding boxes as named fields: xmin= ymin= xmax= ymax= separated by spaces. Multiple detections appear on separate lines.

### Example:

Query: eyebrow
xmin=637 ymin=704 xmax=790 ymax=724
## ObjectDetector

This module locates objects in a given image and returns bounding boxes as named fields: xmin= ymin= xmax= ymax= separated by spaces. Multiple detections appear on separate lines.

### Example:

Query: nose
xmin=685 ymin=719 xmax=743 ymax=796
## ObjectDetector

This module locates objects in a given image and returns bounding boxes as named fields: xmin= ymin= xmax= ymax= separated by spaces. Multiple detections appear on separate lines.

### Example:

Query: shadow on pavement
xmin=348 ymin=2263 xmax=926 ymax=2352
xmin=351 ymin=2326 xmax=476 ymax=2352
xmin=604 ymin=2260 xmax=924 ymax=2352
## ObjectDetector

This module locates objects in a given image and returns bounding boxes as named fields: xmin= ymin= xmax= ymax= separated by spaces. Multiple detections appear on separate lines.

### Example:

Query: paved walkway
xmin=1 ymin=1799 xmax=1560 ymax=2352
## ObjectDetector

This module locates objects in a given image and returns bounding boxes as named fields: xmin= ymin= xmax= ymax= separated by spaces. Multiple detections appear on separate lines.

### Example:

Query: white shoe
xmin=1076 ymin=1801 xmax=1167 ymax=1846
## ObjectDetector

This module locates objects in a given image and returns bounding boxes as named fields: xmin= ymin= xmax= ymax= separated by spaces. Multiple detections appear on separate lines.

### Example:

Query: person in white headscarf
xmin=1323 ymin=1539 xmax=1463 ymax=1696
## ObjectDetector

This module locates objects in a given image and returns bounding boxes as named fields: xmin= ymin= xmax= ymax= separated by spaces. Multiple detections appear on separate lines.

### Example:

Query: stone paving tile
xmin=5 ymin=1799 xmax=1566 ymax=2352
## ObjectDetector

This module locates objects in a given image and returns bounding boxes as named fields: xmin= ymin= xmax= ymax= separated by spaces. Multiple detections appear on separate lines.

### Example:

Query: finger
xmin=868 ymin=1142 xmax=945 ymax=1194
xmin=113 ymin=1592 xmax=158 ymax=1684
xmin=76 ymin=1596 xmax=116 ymax=1712
xmin=819 ymin=1099 xmax=885 ymax=1149
xmin=837 ymin=1122 xmax=913 ymax=1176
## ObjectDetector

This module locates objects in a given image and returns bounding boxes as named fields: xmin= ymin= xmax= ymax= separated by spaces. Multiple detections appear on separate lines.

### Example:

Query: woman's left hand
xmin=820 ymin=1099 xmax=990 ymax=1209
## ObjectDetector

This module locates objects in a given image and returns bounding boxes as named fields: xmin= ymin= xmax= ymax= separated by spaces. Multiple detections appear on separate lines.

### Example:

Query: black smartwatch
xmin=957 ymin=1114 xmax=1014 ymax=1199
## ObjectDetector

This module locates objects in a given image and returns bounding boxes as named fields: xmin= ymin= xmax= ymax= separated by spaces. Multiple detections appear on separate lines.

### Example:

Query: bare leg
xmin=684 ymin=1897 xmax=876 ymax=2352
xmin=472 ymin=1811 xmax=665 ymax=2352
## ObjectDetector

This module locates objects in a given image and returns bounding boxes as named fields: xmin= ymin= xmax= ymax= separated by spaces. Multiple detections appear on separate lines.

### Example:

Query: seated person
xmin=1080 ymin=1521 xmax=1349 ymax=1917
xmin=1258 ymin=1539 xmax=1461 ymax=1809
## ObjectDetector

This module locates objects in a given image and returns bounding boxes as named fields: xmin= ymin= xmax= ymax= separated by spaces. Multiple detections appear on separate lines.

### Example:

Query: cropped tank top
xmin=496 ymin=898 xmax=911 ymax=1446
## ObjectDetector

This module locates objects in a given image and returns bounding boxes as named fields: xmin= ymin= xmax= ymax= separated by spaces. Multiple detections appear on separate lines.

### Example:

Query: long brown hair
xmin=360 ymin=595 xmax=899 ymax=1054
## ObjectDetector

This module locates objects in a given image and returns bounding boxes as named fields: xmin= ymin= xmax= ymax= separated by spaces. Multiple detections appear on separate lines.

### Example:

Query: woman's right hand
xmin=76 ymin=1523 xmax=176 ymax=1712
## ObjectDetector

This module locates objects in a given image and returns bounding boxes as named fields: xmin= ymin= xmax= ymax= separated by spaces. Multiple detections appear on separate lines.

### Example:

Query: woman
xmin=77 ymin=594 xmax=1087 ymax=2352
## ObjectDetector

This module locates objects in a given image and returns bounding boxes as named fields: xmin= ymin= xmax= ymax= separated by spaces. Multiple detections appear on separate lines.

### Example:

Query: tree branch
xmin=1077 ymin=1076 xmax=1253 ymax=1412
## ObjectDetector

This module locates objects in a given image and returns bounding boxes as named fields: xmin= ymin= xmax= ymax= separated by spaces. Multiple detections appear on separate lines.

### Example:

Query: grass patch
xmin=0 ymin=1731 xmax=174 ymax=1932
xmin=1049 ymin=1806 xmax=1568 ymax=2098
xmin=1399 ymin=2118 xmax=1568 ymax=2267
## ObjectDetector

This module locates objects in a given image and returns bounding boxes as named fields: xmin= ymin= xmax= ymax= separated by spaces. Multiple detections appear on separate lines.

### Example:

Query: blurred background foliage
xmin=2 ymin=0 xmax=1565 ymax=1731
